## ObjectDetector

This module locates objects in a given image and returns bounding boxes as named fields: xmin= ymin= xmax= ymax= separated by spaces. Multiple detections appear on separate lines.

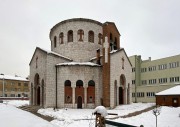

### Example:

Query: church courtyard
xmin=0 ymin=100 xmax=180 ymax=127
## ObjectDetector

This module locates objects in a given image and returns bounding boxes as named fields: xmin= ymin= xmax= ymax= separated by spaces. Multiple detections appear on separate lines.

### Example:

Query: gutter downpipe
xmin=55 ymin=65 xmax=58 ymax=109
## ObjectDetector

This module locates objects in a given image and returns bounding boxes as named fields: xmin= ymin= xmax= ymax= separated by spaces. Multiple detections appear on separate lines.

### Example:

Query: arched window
xmin=78 ymin=29 xmax=84 ymax=41
xmin=98 ymin=33 xmax=102 ymax=44
xmin=64 ymin=80 xmax=72 ymax=103
xmin=65 ymin=80 xmax=71 ymax=86
xmin=87 ymin=80 xmax=95 ymax=103
xmin=59 ymin=32 xmax=64 ymax=44
xmin=76 ymin=80 xmax=83 ymax=87
xmin=88 ymin=31 xmax=94 ymax=43
xmin=68 ymin=30 xmax=73 ymax=42
xmin=88 ymin=80 xmax=95 ymax=86
xmin=54 ymin=36 xmax=57 ymax=48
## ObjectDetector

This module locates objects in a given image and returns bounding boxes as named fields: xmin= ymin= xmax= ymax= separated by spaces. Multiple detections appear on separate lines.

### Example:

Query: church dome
xmin=49 ymin=18 xmax=103 ymax=62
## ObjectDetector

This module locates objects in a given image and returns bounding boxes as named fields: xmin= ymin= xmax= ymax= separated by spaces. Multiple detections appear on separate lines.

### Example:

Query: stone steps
xmin=18 ymin=105 xmax=54 ymax=122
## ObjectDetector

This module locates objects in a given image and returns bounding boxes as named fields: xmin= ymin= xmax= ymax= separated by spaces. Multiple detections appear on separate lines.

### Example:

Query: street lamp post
xmin=0 ymin=74 xmax=5 ymax=97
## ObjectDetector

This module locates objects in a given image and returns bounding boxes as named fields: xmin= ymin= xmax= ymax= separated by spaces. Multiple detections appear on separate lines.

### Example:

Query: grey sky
xmin=0 ymin=0 xmax=180 ymax=77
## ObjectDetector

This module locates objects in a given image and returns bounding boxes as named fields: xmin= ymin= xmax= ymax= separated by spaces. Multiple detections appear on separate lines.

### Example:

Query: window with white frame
xmin=149 ymin=79 xmax=156 ymax=84
xmin=159 ymin=78 xmax=167 ymax=84
xmin=148 ymin=66 xmax=156 ymax=71
xmin=169 ymin=61 xmax=179 ymax=68
xmin=170 ymin=76 xmax=179 ymax=82
xmin=158 ymin=64 xmax=167 ymax=70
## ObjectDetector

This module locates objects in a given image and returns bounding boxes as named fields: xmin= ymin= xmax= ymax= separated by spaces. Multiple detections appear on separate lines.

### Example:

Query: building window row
xmin=140 ymin=61 xmax=179 ymax=73
xmin=132 ymin=92 xmax=155 ymax=97
xmin=147 ymin=92 xmax=155 ymax=97
xmin=158 ymin=64 xmax=167 ymax=70
xmin=170 ymin=76 xmax=179 ymax=83
xmin=149 ymin=66 xmax=156 ymax=71
xmin=149 ymin=79 xmax=156 ymax=84
xmin=169 ymin=61 xmax=179 ymax=68
xmin=141 ymin=68 xmax=147 ymax=72
xmin=53 ymin=30 xmax=103 ymax=48
xmin=159 ymin=78 xmax=167 ymax=84
xmin=139 ymin=76 xmax=179 ymax=85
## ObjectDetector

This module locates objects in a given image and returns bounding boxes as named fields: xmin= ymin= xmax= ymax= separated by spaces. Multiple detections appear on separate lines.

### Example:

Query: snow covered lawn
xmin=0 ymin=101 xmax=57 ymax=127
xmin=0 ymin=101 xmax=180 ymax=127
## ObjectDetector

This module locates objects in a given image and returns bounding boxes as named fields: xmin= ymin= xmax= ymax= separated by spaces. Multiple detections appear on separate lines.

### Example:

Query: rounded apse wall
xmin=50 ymin=18 xmax=103 ymax=62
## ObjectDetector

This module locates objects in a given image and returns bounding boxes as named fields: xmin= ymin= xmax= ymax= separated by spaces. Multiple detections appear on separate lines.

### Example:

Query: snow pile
xmin=1 ymin=101 xmax=179 ymax=127
xmin=112 ymin=106 xmax=180 ymax=127
xmin=5 ymin=100 xmax=29 ymax=107
xmin=94 ymin=106 xmax=108 ymax=117
xmin=0 ymin=103 xmax=57 ymax=127
xmin=108 ymin=103 xmax=155 ymax=116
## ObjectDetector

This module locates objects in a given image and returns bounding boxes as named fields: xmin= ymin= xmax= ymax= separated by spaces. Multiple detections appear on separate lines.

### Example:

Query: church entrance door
xmin=119 ymin=87 xmax=123 ymax=104
xmin=77 ymin=96 xmax=82 ymax=109
xmin=37 ymin=87 xmax=40 ymax=105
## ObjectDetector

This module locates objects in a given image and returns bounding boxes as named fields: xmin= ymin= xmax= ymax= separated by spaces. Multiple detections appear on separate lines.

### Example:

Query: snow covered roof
xmin=156 ymin=85 xmax=180 ymax=96
xmin=56 ymin=62 xmax=101 ymax=66
xmin=37 ymin=47 xmax=72 ymax=61
xmin=29 ymin=47 xmax=72 ymax=65
xmin=0 ymin=74 xmax=29 ymax=81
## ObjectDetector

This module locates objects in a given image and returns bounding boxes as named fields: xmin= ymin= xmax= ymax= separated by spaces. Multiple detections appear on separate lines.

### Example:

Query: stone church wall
xmin=110 ymin=50 xmax=132 ymax=108
xmin=56 ymin=65 xmax=102 ymax=108
xmin=50 ymin=20 xmax=103 ymax=62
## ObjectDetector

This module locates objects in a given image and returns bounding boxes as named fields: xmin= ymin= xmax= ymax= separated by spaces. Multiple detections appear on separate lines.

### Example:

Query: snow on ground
xmin=113 ymin=106 xmax=180 ymax=127
xmin=0 ymin=101 xmax=180 ymax=127
xmin=0 ymin=103 xmax=58 ymax=127
xmin=3 ymin=100 xmax=29 ymax=107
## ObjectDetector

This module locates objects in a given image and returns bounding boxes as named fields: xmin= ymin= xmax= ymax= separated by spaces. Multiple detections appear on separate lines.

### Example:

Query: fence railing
xmin=105 ymin=120 xmax=137 ymax=127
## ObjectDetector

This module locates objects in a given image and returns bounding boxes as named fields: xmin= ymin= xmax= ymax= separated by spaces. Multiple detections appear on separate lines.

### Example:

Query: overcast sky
xmin=0 ymin=0 xmax=180 ymax=77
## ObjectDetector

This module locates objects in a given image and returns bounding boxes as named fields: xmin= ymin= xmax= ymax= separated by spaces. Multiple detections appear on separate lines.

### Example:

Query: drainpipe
xmin=55 ymin=66 xmax=58 ymax=109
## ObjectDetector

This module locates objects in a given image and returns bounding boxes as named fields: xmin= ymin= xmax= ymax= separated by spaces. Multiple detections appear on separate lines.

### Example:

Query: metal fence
xmin=105 ymin=120 xmax=138 ymax=127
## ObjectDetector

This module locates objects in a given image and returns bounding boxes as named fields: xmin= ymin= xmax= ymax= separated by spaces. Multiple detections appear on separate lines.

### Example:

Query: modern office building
xmin=0 ymin=74 xmax=29 ymax=98
xmin=129 ymin=54 xmax=180 ymax=103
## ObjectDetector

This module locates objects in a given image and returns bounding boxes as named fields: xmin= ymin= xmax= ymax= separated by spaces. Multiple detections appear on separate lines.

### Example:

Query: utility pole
xmin=0 ymin=74 xmax=5 ymax=97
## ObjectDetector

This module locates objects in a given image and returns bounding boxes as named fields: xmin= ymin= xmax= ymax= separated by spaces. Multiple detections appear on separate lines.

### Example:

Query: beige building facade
xmin=129 ymin=55 xmax=180 ymax=103
xmin=0 ymin=75 xmax=29 ymax=98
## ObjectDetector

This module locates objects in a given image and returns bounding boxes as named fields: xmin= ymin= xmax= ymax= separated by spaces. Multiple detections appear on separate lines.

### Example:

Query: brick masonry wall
xmin=102 ymin=22 xmax=120 ymax=107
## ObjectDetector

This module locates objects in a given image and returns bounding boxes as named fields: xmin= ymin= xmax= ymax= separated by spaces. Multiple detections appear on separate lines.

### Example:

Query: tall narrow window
xmin=78 ymin=29 xmax=84 ymax=41
xmin=98 ymin=33 xmax=102 ymax=44
xmin=68 ymin=30 xmax=73 ymax=42
xmin=122 ymin=57 xmax=124 ymax=69
xmin=54 ymin=36 xmax=57 ymax=48
xmin=36 ymin=56 xmax=38 ymax=68
xmin=110 ymin=33 xmax=113 ymax=51
xmin=59 ymin=32 xmax=64 ymax=44
xmin=88 ymin=31 xmax=94 ymax=43
xmin=114 ymin=37 xmax=117 ymax=50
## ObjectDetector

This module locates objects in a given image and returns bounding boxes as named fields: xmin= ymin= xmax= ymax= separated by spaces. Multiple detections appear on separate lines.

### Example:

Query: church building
xmin=29 ymin=18 xmax=132 ymax=108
